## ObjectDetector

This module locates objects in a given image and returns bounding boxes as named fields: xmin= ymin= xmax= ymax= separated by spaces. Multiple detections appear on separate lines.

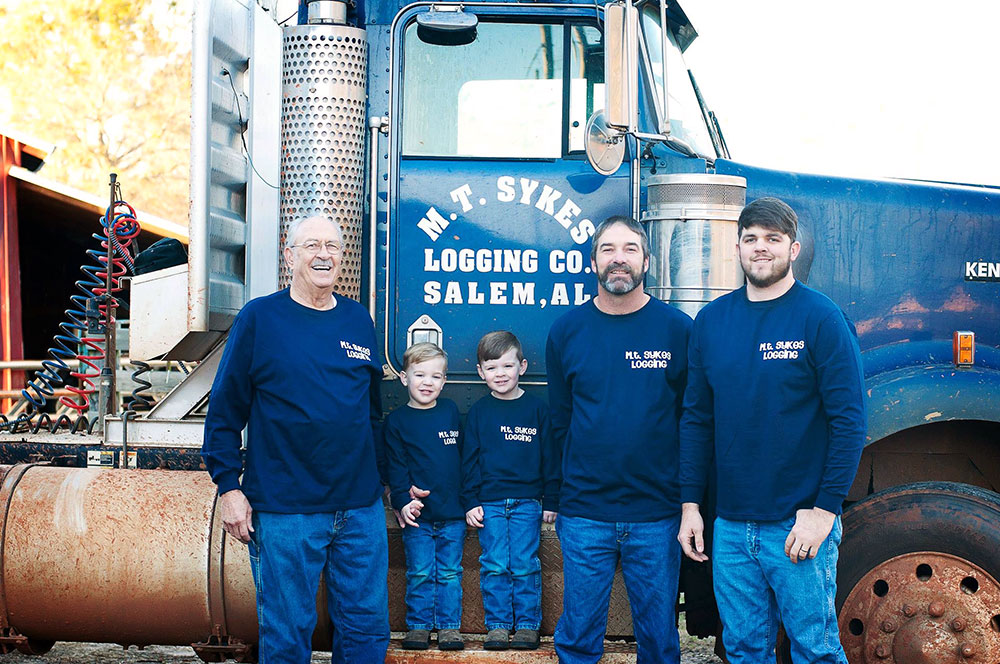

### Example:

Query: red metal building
xmin=0 ymin=129 xmax=187 ymax=412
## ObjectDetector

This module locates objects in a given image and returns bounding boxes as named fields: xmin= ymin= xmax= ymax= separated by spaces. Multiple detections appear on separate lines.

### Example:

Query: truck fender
xmin=865 ymin=363 xmax=1000 ymax=444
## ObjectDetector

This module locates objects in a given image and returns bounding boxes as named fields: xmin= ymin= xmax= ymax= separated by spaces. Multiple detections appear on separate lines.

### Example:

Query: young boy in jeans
xmin=462 ymin=331 xmax=559 ymax=650
xmin=385 ymin=342 xmax=466 ymax=651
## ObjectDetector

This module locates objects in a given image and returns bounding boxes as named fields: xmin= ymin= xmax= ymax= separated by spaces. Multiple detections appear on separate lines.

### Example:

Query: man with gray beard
xmin=546 ymin=216 xmax=691 ymax=663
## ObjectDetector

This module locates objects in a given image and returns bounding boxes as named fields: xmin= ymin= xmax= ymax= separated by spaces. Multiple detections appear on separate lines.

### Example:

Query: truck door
xmin=387 ymin=6 xmax=629 ymax=381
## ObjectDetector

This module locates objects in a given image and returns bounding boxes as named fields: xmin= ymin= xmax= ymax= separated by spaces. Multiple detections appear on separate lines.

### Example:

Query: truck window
xmin=402 ymin=20 xmax=602 ymax=158
xmin=639 ymin=4 xmax=714 ymax=156
xmin=568 ymin=24 xmax=605 ymax=153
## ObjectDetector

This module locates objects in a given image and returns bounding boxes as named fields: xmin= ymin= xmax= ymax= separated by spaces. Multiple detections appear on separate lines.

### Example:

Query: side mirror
xmin=585 ymin=110 xmax=625 ymax=176
xmin=603 ymin=2 xmax=638 ymax=132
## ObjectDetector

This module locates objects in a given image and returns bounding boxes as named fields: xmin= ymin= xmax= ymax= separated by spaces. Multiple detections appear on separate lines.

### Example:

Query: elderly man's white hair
xmin=284 ymin=215 xmax=343 ymax=251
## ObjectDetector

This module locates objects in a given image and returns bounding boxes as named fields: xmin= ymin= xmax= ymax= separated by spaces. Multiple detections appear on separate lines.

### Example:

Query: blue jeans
xmin=248 ymin=498 xmax=389 ymax=664
xmin=478 ymin=499 xmax=543 ymax=630
xmin=401 ymin=519 xmax=465 ymax=629
xmin=554 ymin=514 xmax=681 ymax=664
xmin=713 ymin=516 xmax=847 ymax=664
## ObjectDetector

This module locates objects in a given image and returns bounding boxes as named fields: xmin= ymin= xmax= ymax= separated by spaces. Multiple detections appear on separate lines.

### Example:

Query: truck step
xmin=386 ymin=639 xmax=636 ymax=662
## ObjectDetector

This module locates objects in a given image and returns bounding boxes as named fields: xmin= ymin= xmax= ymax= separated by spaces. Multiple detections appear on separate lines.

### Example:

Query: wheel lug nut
xmin=961 ymin=644 xmax=975 ymax=658
xmin=875 ymin=644 xmax=890 ymax=659
xmin=952 ymin=618 xmax=967 ymax=632
xmin=928 ymin=601 xmax=945 ymax=617
xmin=881 ymin=620 xmax=897 ymax=633
xmin=902 ymin=604 xmax=915 ymax=617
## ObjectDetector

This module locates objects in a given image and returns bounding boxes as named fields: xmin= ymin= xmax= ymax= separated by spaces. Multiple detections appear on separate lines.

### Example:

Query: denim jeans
xmin=248 ymin=498 xmax=389 ymax=664
xmin=478 ymin=499 xmax=543 ymax=630
xmin=554 ymin=514 xmax=681 ymax=664
xmin=713 ymin=516 xmax=847 ymax=664
xmin=401 ymin=519 xmax=465 ymax=629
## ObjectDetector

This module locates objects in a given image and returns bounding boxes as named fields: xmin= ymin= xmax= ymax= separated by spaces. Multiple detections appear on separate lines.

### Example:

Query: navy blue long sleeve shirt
xmin=679 ymin=282 xmax=867 ymax=520
xmin=546 ymin=297 xmax=691 ymax=522
xmin=461 ymin=392 xmax=560 ymax=512
xmin=384 ymin=399 xmax=465 ymax=522
xmin=201 ymin=289 xmax=383 ymax=513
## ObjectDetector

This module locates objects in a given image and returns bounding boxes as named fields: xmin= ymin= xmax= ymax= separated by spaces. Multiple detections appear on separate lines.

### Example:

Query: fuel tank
xmin=0 ymin=464 xmax=634 ymax=652
xmin=0 ymin=464 xmax=262 ymax=649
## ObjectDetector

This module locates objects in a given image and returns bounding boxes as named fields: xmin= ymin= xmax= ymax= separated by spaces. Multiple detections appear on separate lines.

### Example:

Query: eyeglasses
xmin=292 ymin=241 xmax=343 ymax=255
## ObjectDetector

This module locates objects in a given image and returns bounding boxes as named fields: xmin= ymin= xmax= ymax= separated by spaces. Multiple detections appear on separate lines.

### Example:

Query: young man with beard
xmin=546 ymin=216 xmax=691 ymax=663
xmin=677 ymin=198 xmax=866 ymax=663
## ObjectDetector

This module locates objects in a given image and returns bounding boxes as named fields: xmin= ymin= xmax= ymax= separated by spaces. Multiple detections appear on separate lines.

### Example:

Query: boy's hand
xmin=466 ymin=506 xmax=484 ymax=528
xmin=542 ymin=510 xmax=557 ymax=524
xmin=409 ymin=485 xmax=430 ymax=500
xmin=401 ymin=499 xmax=424 ymax=527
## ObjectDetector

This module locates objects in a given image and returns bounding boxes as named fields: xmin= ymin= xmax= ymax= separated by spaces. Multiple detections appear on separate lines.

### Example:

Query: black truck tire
xmin=836 ymin=481 xmax=1000 ymax=664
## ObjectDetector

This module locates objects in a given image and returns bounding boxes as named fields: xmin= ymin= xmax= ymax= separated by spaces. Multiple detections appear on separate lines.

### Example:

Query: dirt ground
xmin=1 ymin=632 xmax=722 ymax=663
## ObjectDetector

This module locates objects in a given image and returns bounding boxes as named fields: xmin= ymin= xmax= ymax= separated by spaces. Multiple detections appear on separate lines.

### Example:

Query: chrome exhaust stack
xmin=279 ymin=15 xmax=368 ymax=298
xmin=643 ymin=174 xmax=747 ymax=318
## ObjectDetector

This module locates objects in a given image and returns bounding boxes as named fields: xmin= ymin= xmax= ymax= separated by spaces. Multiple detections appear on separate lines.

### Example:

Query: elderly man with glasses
xmin=202 ymin=215 xmax=389 ymax=664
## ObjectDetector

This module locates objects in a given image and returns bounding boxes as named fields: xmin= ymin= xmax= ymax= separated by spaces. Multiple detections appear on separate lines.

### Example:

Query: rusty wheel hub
xmin=839 ymin=552 xmax=1000 ymax=663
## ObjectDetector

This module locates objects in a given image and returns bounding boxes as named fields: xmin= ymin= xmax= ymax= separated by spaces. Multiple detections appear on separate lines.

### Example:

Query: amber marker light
xmin=953 ymin=331 xmax=975 ymax=366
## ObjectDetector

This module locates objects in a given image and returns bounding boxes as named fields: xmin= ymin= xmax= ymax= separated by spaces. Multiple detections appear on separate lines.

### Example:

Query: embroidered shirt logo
xmin=439 ymin=430 xmax=459 ymax=445
xmin=340 ymin=340 xmax=372 ymax=361
xmin=499 ymin=425 xmax=536 ymax=443
xmin=760 ymin=340 xmax=804 ymax=361
xmin=624 ymin=349 xmax=671 ymax=369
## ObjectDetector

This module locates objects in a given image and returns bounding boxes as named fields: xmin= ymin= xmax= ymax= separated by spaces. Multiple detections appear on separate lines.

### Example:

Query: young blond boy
xmin=384 ymin=343 xmax=466 ymax=651
xmin=462 ymin=331 xmax=558 ymax=650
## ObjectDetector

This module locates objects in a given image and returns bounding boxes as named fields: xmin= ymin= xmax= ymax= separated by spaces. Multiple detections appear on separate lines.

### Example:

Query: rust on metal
xmin=0 ymin=440 xmax=207 ymax=470
xmin=191 ymin=633 xmax=254 ymax=663
xmin=839 ymin=551 xmax=1000 ymax=663
xmin=0 ymin=466 xmax=641 ymax=656
xmin=0 ymin=466 xmax=219 ymax=646
xmin=384 ymin=639 xmax=637 ymax=663
xmin=385 ymin=506 xmax=635 ymax=637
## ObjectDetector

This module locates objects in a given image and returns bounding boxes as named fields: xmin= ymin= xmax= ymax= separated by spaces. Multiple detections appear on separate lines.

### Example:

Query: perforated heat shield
xmin=279 ymin=25 xmax=368 ymax=298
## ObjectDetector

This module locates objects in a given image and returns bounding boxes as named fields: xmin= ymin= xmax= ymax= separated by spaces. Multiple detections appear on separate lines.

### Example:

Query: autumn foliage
xmin=0 ymin=0 xmax=192 ymax=223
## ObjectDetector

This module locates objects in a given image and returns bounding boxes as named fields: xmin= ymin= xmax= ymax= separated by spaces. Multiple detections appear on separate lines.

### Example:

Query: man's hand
xmin=466 ymin=506 xmax=484 ymax=528
xmin=384 ymin=485 xmax=406 ymax=528
xmin=543 ymin=510 xmax=557 ymax=524
xmin=401 ymin=499 xmax=424 ymax=528
xmin=784 ymin=507 xmax=836 ymax=564
xmin=678 ymin=502 xmax=708 ymax=562
xmin=409 ymin=485 xmax=430 ymax=500
xmin=220 ymin=489 xmax=254 ymax=544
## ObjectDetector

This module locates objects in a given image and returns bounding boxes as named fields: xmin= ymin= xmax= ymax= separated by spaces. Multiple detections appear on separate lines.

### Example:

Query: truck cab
xmin=0 ymin=0 xmax=996 ymax=661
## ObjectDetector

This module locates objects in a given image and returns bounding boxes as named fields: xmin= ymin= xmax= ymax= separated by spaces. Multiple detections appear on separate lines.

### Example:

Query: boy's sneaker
xmin=437 ymin=629 xmax=465 ymax=650
xmin=483 ymin=628 xmax=510 ymax=650
xmin=511 ymin=628 xmax=540 ymax=650
xmin=401 ymin=629 xmax=430 ymax=650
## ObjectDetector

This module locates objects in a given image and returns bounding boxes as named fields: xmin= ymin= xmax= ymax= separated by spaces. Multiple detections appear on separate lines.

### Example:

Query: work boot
xmin=402 ymin=629 xmax=430 ymax=650
xmin=511 ymin=628 xmax=540 ymax=650
xmin=437 ymin=629 xmax=465 ymax=650
xmin=484 ymin=628 xmax=510 ymax=650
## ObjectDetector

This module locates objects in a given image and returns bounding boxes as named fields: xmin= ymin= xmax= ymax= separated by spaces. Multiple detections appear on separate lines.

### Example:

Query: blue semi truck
xmin=0 ymin=0 xmax=997 ymax=661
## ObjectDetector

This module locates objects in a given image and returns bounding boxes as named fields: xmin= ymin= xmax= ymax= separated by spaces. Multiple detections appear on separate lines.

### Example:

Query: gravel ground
xmin=1 ymin=632 xmax=722 ymax=663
